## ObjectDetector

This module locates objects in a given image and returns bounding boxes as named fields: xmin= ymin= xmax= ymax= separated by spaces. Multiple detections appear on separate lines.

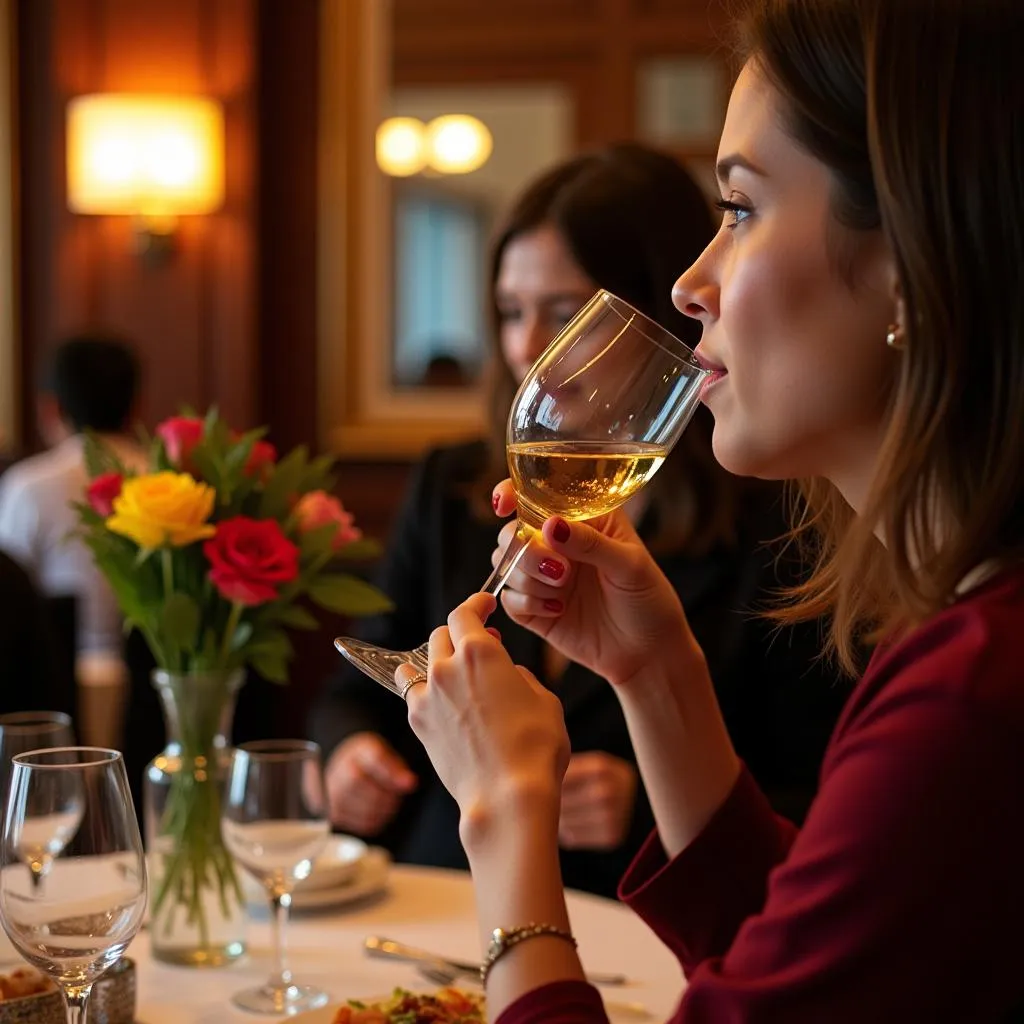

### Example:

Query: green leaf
xmin=273 ymin=604 xmax=320 ymax=631
xmin=298 ymin=523 xmax=338 ymax=561
xmin=307 ymin=573 xmax=393 ymax=616
xmin=190 ymin=445 xmax=222 ymax=491
xmin=247 ymin=628 xmax=294 ymax=660
xmin=161 ymin=593 xmax=200 ymax=652
xmin=335 ymin=537 xmax=382 ymax=561
xmin=82 ymin=431 xmax=131 ymax=478
xmin=249 ymin=649 xmax=289 ymax=684
xmin=259 ymin=446 xmax=308 ymax=519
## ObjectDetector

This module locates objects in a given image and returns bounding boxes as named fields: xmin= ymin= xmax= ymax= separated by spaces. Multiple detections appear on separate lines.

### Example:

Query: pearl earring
xmin=886 ymin=323 xmax=905 ymax=350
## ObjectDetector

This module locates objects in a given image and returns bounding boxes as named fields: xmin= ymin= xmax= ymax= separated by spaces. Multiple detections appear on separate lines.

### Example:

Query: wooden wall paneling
xmin=17 ymin=0 xmax=257 ymax=446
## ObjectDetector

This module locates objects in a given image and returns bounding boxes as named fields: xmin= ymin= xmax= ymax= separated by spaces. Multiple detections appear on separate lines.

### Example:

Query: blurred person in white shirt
xmin=0 ymin=334 xmax=147 ymax=743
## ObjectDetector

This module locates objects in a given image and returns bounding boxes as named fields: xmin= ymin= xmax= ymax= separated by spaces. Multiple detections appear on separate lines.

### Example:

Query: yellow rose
xmin=106 ymin=472 xmax=216 ymax=549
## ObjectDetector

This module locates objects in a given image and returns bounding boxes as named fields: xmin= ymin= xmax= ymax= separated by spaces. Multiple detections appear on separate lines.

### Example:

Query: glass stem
xmin=479 ymin=520 xmax=533 ymax=597
xmin=63 ymin=983 xmax=92 ymax=1024
xmin=268 ymin=890 xmax=293 ymax=990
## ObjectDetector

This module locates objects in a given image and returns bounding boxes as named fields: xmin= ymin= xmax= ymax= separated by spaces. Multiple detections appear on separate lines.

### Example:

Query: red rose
xmin=204 ymin=516 xmax=300 ymax=606
xmin=244 ymin=440 xmax=277 ymax=481
xmin=86 ymin=472 xmax=123 ymax=518
xmin=157 ymin=416 xmax=204 ymax=469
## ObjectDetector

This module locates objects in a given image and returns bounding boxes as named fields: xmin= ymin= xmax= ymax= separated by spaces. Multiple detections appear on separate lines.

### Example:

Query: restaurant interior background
xmin=0 ymin=0 xmax=728 ymax=731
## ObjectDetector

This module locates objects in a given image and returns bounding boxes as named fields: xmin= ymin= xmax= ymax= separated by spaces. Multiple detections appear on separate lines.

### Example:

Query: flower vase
xmin=144 ymin=669 xmax=247 ymax=966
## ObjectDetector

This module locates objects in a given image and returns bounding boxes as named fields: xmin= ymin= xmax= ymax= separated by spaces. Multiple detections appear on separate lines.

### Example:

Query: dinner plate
xmin=296 ymin=835 xmax=368 ymax=893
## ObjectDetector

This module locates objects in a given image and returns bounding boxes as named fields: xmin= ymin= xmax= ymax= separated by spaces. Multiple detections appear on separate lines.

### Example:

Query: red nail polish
xmin=552 ymin=518 xmax=570 ymax=543
xmin=538 ymin=558 xmax=565 ymax=581
xmin=492 ymin=492 xmax=501 ymax=512
xmin=486 ymin=627 xmax=502 ymax=641
xmin=543 ymin=598 xmax=564 ymax=613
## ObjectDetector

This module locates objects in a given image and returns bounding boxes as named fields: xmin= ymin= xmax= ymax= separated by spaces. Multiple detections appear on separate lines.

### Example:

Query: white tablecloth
xmin=133 ymin=864 xmax=684 ymax=1023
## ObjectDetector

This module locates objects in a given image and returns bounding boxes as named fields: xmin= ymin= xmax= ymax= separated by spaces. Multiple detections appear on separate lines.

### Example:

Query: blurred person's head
xmin=481 ymin=143 xmax=738 ymax=554
xmin=38 ymin=334 xmax=140 ymax=445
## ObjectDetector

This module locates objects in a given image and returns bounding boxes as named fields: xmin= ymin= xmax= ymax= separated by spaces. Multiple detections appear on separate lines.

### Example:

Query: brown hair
xmin=478 ymin=143 xmax=740 ymax=555
xmin=738 ymin=0 xmax=1024 ymax=670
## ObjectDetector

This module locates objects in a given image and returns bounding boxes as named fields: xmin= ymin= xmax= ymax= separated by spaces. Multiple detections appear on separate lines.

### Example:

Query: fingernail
xmin=543 ymin=598 xmax=564 ymax=613
xmin=538 ymin=558 xmax=565 ymax=581
xmin=492 ymin=491 xmax=501 ymax=512
xmin=486 ymin=626 xmax=502 ymax=640
xmin=552 ymin=518 xmax=570 ymax=543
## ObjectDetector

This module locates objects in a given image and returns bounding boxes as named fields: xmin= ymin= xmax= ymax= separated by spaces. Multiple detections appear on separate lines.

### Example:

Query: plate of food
xmin=284 ymin=987 xmax=484 ymax=1023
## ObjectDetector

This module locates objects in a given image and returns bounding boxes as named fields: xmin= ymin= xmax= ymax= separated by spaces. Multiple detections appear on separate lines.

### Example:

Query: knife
xmin=364 ymin=935 xmax=628 ymax=987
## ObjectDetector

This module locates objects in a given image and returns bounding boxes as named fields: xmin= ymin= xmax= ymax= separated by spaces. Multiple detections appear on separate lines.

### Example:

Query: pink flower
xmin=294 ymin=491 xmax=362 ymax=550
xmin=204 ymin=516 xmax=300 ymax=606
xmin=157 ymin=416 xmax=204 ymax=469
xmin=86 ymin=472 xmax=123 ymax=518
xmin=244 ymin=440 xmax=277 ymax=482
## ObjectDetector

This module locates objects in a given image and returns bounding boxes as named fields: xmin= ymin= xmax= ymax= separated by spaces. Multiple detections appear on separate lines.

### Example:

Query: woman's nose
xmin=672 ymin=241 xmax=719 ymax=324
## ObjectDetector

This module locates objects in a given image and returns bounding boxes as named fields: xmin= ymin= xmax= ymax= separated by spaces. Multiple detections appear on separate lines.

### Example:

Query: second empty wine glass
xmin=335 ymin=289 xmax=709 ymax=691
xmin=0 ymin=747 xmax=147 ymax=1024
xmin=222 ymin=740 xmax=330 ymax=1016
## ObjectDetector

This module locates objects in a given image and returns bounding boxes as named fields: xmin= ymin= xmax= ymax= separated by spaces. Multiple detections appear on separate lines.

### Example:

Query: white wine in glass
xmin=0 ymin=748 xmax=147 ymax=1024
xmin=335 ymin=289 xmax=709 ymax=693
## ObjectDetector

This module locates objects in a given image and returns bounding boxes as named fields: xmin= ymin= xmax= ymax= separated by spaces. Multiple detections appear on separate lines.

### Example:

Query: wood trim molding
xmin=0 ymin=0 xmax=16 ymax=453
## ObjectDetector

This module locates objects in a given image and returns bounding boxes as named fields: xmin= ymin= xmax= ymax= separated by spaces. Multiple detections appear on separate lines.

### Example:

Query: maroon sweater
xmin=497 ymin=568 xmax=1024 ymax=1023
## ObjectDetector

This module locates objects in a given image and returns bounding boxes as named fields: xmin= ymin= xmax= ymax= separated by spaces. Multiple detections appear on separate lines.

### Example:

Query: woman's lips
xmin=699 ymin=368 xmax=727 ymax=402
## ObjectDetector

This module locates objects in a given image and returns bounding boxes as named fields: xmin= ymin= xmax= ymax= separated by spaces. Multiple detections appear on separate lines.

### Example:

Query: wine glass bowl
xmin=335 ymin=289 xmax=709 ymax=693
xmin=222 ymin=740 xmax=330 ymax=1016
xmin=0 ymin=747 xmax=147 ymax=1024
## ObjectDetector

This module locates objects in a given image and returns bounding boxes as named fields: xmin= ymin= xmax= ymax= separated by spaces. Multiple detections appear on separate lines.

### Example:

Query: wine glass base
xmin=231 ymin=982 xmax=329 ymax=1016
xmin=333 ymin=637 xmax=429 ymax=695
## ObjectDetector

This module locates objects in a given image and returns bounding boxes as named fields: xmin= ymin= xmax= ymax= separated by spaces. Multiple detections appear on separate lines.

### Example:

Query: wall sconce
xmin=66 ymin=94 xmax=225 ymax=265
xmin=376 ymin=114 xmax=492 ymax=177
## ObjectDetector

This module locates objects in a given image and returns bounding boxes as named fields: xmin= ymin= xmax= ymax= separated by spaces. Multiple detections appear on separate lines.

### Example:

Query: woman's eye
xmin=496 ymin=308 xmax=520 ymax=324
xmin=714 ymin=199 xmax=754 ymax=228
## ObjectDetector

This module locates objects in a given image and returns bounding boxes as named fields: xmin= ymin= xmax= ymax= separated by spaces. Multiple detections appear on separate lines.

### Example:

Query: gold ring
xmin=400 ymin=673 xmax=428 ymax=701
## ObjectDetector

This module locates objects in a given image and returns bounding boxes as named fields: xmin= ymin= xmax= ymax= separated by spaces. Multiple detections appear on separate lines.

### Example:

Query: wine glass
xmin=335 ymin=289 xmax=710 ymax=691
xmin=0 ymin=713 xmax=77 ymax=892
xmin=222 ymin=740 xmax=330 ymax=1016
xmin=0 ymin=747 xmax=147 ymax=1024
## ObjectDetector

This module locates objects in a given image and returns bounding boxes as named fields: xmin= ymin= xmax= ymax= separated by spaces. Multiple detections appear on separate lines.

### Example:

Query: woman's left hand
xmin=400 ymin=593 xmax=570 ymax=842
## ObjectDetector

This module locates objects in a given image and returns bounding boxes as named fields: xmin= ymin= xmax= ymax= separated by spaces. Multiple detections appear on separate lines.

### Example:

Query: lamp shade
xmin=425 ymin=115 xmax=492 ymax=174
xmin=67 ymin=94 xmax=224 ymax=216
xmin=375 ymin=117 xmax=427 ymax=177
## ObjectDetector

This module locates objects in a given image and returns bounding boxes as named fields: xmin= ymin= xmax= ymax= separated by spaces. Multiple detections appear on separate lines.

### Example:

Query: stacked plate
xmin=242 ymin=835 xmax=390 ymax=912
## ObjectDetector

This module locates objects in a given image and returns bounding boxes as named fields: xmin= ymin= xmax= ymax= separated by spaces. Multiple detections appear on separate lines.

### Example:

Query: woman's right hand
xmin=318 ymin=732 xmax=418 ymax=836
xmin=491 ymin=480 xmax=703 ymax=691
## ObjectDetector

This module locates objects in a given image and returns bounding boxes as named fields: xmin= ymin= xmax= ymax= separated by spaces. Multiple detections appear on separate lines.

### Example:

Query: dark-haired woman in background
xmin=308 ymin=142 xmax=847 ymax=897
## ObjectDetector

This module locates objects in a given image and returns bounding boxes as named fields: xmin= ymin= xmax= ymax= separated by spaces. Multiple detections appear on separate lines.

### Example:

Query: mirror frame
xmin=317 ymin=0 xmax=486 ymax=459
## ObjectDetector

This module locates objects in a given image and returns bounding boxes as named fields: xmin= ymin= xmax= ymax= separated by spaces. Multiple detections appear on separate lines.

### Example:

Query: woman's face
xmin=495 ymin=225 xmax=597 ymax=384
xmin=674 ymin=62 xmax=898 ymax=504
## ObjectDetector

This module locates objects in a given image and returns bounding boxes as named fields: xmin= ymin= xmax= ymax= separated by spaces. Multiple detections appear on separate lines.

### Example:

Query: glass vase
xmin=144 ymin=669 xmax=247 ymax=966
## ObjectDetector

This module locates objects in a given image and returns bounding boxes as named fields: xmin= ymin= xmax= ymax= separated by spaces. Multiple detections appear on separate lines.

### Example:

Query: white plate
xmin=297 ymin=835 xmax=368 ymax=893
xmin=246 ymin=847 xmax=390 ymax=914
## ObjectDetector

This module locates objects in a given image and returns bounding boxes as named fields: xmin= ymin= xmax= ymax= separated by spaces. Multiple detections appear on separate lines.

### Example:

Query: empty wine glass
xmin=335 ymin=289 xmax=710 ymax=691
xmin=222 ymin=740 xmax=330 ymax=1016
xmin=0 ymin=713 xmax=76 ymax=892
xmin=0 ymin=747 xmax=147 ymax=1024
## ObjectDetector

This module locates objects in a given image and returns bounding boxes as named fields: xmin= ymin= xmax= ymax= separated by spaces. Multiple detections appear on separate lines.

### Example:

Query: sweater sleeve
xmin=502 ymin=591 xmax=1024 ymax=1023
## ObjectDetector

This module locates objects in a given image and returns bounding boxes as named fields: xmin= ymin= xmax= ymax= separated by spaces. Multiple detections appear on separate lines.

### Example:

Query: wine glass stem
xmin=479 ymin=521 xmax=533 ymax=597
xmin=268 ymin=890 xmax=294 ymax=990
xmin=63 ymin=983 xmax=93 ymax=1024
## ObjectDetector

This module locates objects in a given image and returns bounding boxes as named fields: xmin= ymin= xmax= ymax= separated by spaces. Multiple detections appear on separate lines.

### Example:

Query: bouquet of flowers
xmin=75 ymin=408 xmax=390 ymax=960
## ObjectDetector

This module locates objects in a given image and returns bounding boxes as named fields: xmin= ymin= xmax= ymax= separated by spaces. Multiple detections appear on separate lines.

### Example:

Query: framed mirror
xmin=318 ymin=0 xmax=572 ymax=458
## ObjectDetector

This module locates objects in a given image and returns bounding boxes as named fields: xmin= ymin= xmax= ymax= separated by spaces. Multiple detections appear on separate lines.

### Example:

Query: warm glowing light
xmin=67 ymin=94 xmax=224 ymax=216
xmin=425 ymin=115 xmax=492 ymax=174
xmin=375 ymin=117 xmax=427 ymax=177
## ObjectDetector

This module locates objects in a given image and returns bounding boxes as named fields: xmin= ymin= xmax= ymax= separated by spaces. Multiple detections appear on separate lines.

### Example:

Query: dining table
xmin=131 ymin=859 xmax=685 ymax=1023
